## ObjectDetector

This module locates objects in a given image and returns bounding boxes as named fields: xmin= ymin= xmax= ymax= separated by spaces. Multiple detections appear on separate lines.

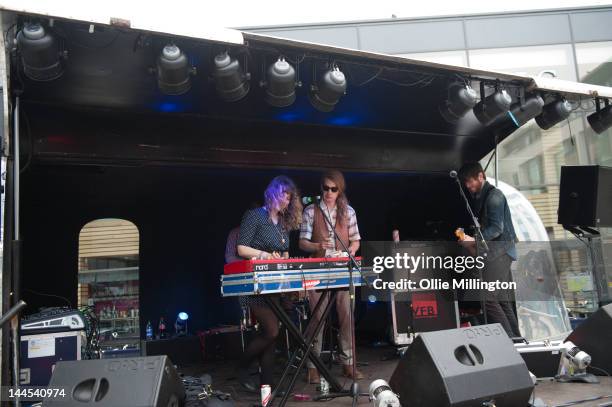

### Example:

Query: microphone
xmin=449 ymin=170 xmax=458 ymax=179
xmin=302 ymin=195 xmax=321 ymax=205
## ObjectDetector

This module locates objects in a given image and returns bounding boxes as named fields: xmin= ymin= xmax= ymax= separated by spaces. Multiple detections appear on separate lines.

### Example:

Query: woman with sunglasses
xmin=235 ymin=175 xmax=303 ymax=392
xmin=299 ymin=170 xmax=364 ymax=382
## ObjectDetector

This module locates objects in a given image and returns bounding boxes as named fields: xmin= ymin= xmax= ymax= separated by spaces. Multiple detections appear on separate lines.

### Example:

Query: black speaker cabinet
xmin=389 ymin=324 xmax=533 ymax=407
xmin=566 ymin=303 xmax=612 ymax=375
xmin=142 ymin=335 xmax=204 ymax=366
xmin=558 ymin=165 xmax=612 ymax=227
xmin=42 ymin=355 xmax=185 ymax=406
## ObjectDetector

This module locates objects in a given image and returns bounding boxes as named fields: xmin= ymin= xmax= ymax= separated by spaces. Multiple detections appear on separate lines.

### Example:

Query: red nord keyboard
xmin=224 ymin=256 xmax=362 ymax=274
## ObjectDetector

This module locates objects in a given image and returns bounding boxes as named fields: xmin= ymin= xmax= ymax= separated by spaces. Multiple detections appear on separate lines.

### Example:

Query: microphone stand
xmin=452 ymin=175 xmax=489 ymax=324
xmin=0 ymin=300 xmax=26 ymax=329
xmin=314 ymin=199 xmax=369 ymax=407
xmin=452 ymin=176 xmax=488 ymax=252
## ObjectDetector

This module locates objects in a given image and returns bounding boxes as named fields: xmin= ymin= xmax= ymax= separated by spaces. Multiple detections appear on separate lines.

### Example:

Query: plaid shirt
xmin=300 ymin=201 xmax=361 ymax=242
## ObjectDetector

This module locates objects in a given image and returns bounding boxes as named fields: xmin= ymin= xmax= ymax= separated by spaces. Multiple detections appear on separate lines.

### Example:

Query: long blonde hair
xmin=264 ymin=176 xmax=303 ymax=230
xmin=321 ymin=170 xmax=349 ymax=228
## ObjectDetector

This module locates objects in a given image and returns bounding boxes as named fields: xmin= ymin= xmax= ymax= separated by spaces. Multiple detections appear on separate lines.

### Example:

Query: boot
xmin=307 ymin=367 xmax=320 ymax=384
xmin=342 ymin=364 xmax=364 ymax=380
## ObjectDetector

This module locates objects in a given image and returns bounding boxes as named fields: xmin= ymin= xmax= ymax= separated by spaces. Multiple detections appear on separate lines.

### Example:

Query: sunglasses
xmin=322 ymin=185 xmax=339 ymax=193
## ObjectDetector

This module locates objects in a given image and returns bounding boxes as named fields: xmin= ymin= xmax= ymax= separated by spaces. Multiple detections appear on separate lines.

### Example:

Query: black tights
xmin=238 ymin=298 xmax=280 ymax=386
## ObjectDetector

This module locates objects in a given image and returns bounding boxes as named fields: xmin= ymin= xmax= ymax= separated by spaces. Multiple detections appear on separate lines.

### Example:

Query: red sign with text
xmin=411 ymin=292 xmax=438 ymax=319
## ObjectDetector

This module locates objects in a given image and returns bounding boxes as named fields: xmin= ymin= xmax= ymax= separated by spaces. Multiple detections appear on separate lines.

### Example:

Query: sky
xmin=11 ymin=0 xmax=612 ymax=29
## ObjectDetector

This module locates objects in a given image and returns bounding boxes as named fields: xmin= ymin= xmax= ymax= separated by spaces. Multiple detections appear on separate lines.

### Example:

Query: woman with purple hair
xmin=235 ymin=175 xmax=302 ymax=392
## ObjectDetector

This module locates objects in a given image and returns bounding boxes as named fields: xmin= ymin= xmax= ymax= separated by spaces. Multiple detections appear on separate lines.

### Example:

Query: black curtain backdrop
xmin=20 ymin=164 xmax=469 ymax=336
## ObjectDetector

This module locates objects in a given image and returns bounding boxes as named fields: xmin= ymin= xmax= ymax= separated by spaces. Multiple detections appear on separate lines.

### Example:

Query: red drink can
xmin=261 ymin=384 xmax=271 ymax=407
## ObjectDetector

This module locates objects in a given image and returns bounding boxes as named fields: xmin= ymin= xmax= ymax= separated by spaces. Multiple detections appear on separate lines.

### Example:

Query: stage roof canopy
xmin=3 ymin=4 xmax=612 ymax=172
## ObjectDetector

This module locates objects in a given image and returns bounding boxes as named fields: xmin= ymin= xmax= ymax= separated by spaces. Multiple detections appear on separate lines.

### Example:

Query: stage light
xmin=439 ymin=82 xmax=478 ymax=123
xmin=561 ymin=341 xmax=591 ymax=371
xmin=587 ymin=102 xmax=612 ymax=134
xmin=156 ymin=44 xmax=194 ymax=95
xmin=16 ymin=22 xmax=63 ymax=81
xmin=484 ymin=94 xmax=543 ymax=139
xmin=368 ymin=379 xmax=400 ymax=407
xmin=263 ymin=57 xmax=297 ymax=107
xmin=473 ymin=89 xmax=512 ymax=126
xmin=213 ymin=51 xmax=250 ymax=102
xmin=535 ymin=98 xmax=573 ymax=130
xmin=557 ymin=341 xmax=596 ymax=383
xmin=308 ymin=66 xmax=346 ymax=112
xmin=368 ymin=295 xmax=377 ymax=303
xmin=507 ymin=94 xmax=544 ymax=127
xmin=175 ymin=312 xmax=189 ymax=336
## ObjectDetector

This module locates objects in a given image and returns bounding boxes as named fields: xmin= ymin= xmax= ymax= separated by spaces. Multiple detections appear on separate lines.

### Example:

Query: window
xmin=575 ymin=41 xmax=612 ymax=87
xmin=522 ymin=156 xmax=544 ymax=185
xmin=78 ymin=219 xmax=140 ymax=354
xmin=469 ymin=44 xmax=577 ymax=80
xmin=397 ymin=50 xmax=469 ymax=67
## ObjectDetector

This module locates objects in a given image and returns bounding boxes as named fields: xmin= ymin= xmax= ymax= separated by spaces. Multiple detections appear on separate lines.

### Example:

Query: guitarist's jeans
xmin=484 ymin=254 xmax=521 ymax=337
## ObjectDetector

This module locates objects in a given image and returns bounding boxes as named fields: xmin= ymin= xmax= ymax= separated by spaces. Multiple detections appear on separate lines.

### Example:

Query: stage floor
xmin=184 ymin=345 xmax=612 ymax=407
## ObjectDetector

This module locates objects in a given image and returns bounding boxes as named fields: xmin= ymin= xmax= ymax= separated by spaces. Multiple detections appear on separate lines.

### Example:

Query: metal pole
xmin=494 ymin=138 xmax=499 ymax=187
xmin=12 ymin=96 xmax=21 ymax=407
xmin=13 ymin=96 xmax=19 ymax=240
xmin=0 ymin=301 xmax=26 ymax=328
xmin=11 ymin=316 xmax=20 ymax=407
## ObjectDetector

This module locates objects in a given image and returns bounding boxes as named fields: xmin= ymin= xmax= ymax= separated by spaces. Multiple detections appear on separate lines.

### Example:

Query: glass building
xmin=246 ymin=7 xmax=612 ymax=316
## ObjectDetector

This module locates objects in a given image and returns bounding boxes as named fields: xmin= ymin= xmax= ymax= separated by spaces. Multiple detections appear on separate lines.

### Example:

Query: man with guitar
xmin=455 ymin=162 xmax=521 ymax=338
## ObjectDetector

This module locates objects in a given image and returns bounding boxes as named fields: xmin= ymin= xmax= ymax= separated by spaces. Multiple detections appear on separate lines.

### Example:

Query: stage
xmin=181 ymin=344 xmax=612 ymax=407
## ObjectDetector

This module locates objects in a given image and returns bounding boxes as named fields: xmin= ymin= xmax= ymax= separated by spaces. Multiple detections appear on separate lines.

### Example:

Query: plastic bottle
xmin=319 ymin=377 xmax=329 ymax=396
xmin=146 ymin=321 xmax=153 ymax=340
xmin=158 ymin=317 xmax=166 ymax=339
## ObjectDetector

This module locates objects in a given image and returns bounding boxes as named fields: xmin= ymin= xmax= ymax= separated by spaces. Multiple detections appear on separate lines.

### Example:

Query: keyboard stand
xmin=265 ymin=290 xmax=343 ymax=407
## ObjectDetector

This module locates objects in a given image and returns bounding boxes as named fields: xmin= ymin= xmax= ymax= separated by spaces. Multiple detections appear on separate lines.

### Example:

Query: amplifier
xmin=386 ymin=242 xmax=461 ymax=345
xmin=21 ymin=308 xmax=85 ymax=334
xmin=390 ymin=290 xmax=459 ymax=345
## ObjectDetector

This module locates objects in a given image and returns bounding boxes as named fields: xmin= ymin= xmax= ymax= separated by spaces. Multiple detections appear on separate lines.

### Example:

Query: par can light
xmin=264 ymin=57 xmax=297 ymax=108
xmin=474 ymin=89 xmax=512 ymax=126
xmin=16 ymin=22 xmax=63 ymax=81
xmin=213 ymin=51 xmax=250 ymax=102
xmin=157 ymin=44 xmax=193 ymax=95
xmin=309 ymin=66 xmax=346 ymax=112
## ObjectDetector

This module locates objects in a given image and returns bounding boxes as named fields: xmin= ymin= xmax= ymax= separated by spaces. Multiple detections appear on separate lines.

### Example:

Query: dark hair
xmin=458 ymin=162 xmax=486 ymax=181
